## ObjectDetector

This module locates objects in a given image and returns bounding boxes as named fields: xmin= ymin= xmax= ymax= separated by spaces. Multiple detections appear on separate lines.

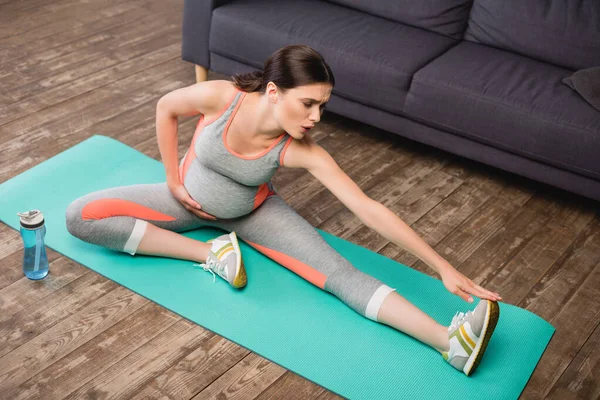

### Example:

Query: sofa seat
xmin=209 ymin=0 xmax=457 ymax=116
xmin=404 ymin=41 xmax=600 ymax=180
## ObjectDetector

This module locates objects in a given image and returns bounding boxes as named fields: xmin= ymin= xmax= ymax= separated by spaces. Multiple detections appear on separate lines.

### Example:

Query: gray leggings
xmin=65 ymin=182 xmax=396 ymax=321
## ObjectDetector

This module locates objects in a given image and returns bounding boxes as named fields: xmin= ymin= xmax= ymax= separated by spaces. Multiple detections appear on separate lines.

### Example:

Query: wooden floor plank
xmin=0 ymin=9 xmax=181 ymax=104
xmin=9 ymin=302 xmax=183 ymax=400
xmin=380 ymin=173 xmax=533 ymax=268
xmin=62 ymin=321 xmax=209 ymax=399
xmin=0 ymin=0 xmax=44 ymax=10
xmin=0 ymin=53 xmax=186 ymax=143
xmin=0 ymin=257 xmax=89 ymax=323
xmin=523 ymin=213 xmax=600 ymax=322
xmin=255 ymin=372 xmax=332 ymax=400
xmin=0 ymin=285 xmax=147 ymax=391
xmin=0 ymin=39 xmax=181 ymax=126
xmin=0 ymin=0 xmax=86 ymax=19
xmin=0 ymin=0 xmax=79 ymax=37
xmin=0 ymin=0 xmax=117 ymax=39
xmin=0 ymin=249 xmax=35 ymax=289
xmin=315 ymin=144 xmax=453 ymax=241
xmin=128 ymin=336 xmax=250 ymax=399
xmin=454 ymin=196 xmax=562 ymax=286
xmin=0 ymin=0 xmax=154 ymax=64
xmin=0 ymin=59 xmax=190 ymax=182
xmin=0 ymin=0 xmax=175 ymax=42
xmin=0 ymin=23 xmax=184 ymax=139
xmin=376 ymin=168 xmax=507 ymax=267
xmin=286 ymin=123 xmax=452 ymax=223
xmin=486 ymin=202 xmax=595 ymax=305
xmin=521 ymin=259 xmax=600 ymax=398
xmin=345 ymin=168 xmax=464 ymax=254
xmin=192 ymin=353 xmax=287 ymax=400
xmin=0 ymin=237 xmax=62 ymax=290
xmin=0 ymin=224 xmax=23 ymax=260
xmin=548 ymin=320 xmax=600 ymax=400
xmin=397 ymin=171 xmax=504 ymax=245
xmin=0 ymin=270 xmax=115 ymax=359
xmin=291 ymin=134 xmax=398 ymax=219
xmin=402 ymin=188 xmax=534 ymax=275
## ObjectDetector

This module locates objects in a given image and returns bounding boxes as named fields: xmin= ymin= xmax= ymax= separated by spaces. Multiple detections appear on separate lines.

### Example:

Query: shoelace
xmin=448 ymin=310 xmax=473 ymax=332
xmin=193 ymin=257 xmax=226 ymax=283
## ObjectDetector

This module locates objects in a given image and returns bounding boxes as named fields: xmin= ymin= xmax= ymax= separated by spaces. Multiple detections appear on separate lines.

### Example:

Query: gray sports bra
xmin=178 ymin=89 xmax=294 ymax=219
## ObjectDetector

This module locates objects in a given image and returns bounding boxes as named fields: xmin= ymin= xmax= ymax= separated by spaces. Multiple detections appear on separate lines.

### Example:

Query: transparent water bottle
xmin=17 ymin=210 xmax=49 ymax=280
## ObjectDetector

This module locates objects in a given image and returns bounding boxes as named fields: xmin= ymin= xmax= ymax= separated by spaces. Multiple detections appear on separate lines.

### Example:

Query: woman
xmin=66 ymin=44 xmax=501 ymax=376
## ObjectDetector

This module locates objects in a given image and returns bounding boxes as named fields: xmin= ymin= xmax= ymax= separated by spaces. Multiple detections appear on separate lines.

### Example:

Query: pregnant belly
xmin=183 ymin=166 xmax=259 ymax=219
xmin=186 ymin=184 xmax=258 ymax=219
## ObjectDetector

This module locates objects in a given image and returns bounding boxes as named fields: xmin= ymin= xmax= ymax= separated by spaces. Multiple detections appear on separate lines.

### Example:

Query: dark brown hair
xmin=232 ymin=44 xmax=335 ymax=94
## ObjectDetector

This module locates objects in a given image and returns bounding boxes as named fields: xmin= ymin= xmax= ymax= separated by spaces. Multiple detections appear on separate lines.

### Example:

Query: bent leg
xmin=65 ymin=182 xmax=221 ymax=256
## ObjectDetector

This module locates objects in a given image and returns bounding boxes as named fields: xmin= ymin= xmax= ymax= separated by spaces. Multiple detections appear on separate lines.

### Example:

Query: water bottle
xmin=17 ymin=210 xmax=49 ymax=280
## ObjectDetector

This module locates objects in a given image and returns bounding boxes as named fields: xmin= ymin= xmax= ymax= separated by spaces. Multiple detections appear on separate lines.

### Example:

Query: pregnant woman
xmin=66 ymin=44 xmax=501 ymax=376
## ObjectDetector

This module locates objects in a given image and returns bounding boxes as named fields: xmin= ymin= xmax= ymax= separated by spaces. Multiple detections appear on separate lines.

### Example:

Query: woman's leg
xmin=65 ymin=182 xmax=223 ymax=262
xmin=377 ymin=292 xmax=449 ymax=352
xmin=135 ymin=223 xmax=211 ymax=262
xmin=213 ymin=194 xmax=450 ymax=353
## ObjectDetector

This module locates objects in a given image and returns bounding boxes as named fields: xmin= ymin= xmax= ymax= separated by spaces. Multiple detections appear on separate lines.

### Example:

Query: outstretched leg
xmin=214 ymin=194 xmax=450 ymax=353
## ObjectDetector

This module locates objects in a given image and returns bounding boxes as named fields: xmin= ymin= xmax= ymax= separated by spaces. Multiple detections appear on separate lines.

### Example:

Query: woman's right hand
xmin=169 ymin=183 xmax=218 ymax=220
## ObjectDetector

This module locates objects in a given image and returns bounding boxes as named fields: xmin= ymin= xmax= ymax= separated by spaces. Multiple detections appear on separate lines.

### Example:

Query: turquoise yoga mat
xmin=0 ymin=135 xmax=554 ymax=399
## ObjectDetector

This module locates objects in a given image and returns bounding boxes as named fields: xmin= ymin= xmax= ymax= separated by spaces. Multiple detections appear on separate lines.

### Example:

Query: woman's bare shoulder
xmin=281 ymin=134 xmax=325 ymax=169
xmin=199 ymin=79 xmax=240 ymax=108
xmin=158 ymin=79 xmax=239 ymax=117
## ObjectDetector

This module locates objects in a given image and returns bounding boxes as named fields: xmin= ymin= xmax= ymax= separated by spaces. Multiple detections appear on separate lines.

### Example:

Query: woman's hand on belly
xmin=185 ymin=181 xmax=258 ymax=220
xmin=168 ymin=183 xmax=218 ymax=220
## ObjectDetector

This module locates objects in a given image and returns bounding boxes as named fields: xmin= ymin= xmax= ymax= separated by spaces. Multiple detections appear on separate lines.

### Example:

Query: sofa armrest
xmin=182 ymin=0 xmax=233 ymax=68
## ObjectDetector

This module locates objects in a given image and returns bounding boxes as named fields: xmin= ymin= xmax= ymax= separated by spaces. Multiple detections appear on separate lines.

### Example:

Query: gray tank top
xmin=178 ymin=89 xmax=293 ymax=219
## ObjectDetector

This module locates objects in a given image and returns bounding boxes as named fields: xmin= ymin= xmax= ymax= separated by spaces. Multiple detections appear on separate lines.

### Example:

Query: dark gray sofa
xmin=181 ymin=0 xmax=600 ymax=202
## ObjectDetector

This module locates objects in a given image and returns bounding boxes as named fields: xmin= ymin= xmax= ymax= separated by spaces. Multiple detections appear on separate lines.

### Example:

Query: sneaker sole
xmin=463 ymin=300 xmax=500 ymax=376
xmin=229 ymin=231 xmax=247 ymax=288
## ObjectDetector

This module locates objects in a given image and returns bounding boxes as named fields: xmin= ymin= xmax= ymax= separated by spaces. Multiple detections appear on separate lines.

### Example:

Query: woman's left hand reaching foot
xmin=440 ymin=267 xmax=502 ymax=303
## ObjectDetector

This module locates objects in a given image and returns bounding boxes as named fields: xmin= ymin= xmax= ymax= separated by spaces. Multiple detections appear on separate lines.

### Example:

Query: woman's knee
xmin=65 ymin=197 xmax=86 ymax=239
xmin=324 ymin=264 xmax=394 ymax=321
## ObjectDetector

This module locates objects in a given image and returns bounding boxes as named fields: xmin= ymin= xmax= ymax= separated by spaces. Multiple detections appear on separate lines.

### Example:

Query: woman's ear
xmin=266 ymin=81 xmax=278 ymax=103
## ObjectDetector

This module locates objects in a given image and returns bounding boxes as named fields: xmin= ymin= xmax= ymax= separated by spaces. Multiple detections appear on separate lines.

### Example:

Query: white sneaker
xmin=442 ymin=300 xmax=500 ymax=376
xmin=193 ymin=231 xmax=246 ymax=288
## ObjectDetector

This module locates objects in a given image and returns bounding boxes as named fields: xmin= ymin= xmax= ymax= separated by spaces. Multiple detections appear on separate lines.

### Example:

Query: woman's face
xmin=269 ymin=82 xmax=333 ymax=139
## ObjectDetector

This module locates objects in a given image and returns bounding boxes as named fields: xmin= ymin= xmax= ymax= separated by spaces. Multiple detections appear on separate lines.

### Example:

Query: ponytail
xmin=231 ymin=45 xmax=335 ymax=94
xmin=232 ymin=70 xmax=264 ymax=93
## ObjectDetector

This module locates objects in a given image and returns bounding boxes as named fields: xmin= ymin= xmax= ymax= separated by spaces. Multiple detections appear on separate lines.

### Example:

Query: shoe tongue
xmin=211 ymin=239 xmax=233 ymax=256
xmin=212 ymin=235 xmax=229 ymax=245
xmin=450 ymin=311 xmax=466 ymax=330
xmin=211 ymin=240 xmax=224 ymax=251
xmin=208 ymin=251 xmax=233 ymax=279
xmin=207 ymin=252 xmax=223 ymax=270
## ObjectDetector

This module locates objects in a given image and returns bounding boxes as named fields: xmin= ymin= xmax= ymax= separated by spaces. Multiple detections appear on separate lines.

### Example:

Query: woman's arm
xmin=283 ymin=138 xmax=502 ymax=302
xmin=155 ymin=80 xmax=231 ymax=188
xmin=359 ymin=201 xmax=452 ymax=274
xmin=284 ymin=138 xmax=448 ymax=271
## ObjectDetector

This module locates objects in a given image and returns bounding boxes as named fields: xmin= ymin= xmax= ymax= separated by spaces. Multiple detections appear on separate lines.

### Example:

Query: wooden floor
xmin=0 ymin=0 xmax=599 ymax=398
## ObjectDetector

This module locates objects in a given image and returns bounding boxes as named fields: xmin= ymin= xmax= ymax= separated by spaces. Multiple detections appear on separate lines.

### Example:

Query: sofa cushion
xmin=209 ymin=0 xmax=457 ymax=115
xmin=465 ymin=0 xmax=600 ymax=70
xmin=326 ymin=0 xmax=472 ymax=39
xmin=404 ymin=41 xmax=600 ymax=180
